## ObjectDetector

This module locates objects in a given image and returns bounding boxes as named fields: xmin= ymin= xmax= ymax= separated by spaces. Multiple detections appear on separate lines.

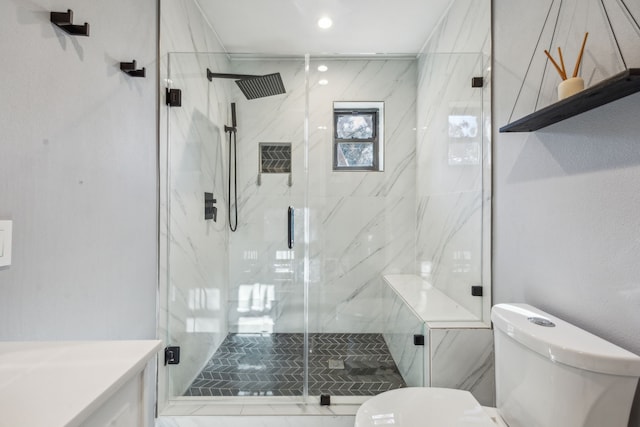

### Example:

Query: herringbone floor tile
xmin=184 ymin=333 xmax=406 ymax=397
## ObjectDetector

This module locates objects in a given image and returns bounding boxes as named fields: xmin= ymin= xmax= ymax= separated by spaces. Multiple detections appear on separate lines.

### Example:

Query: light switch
xmin=0 ymin=220 xmax=12 ymax=267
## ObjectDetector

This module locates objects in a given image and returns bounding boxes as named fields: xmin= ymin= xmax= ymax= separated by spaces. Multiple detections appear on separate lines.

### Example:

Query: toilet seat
xmin=355 ymin=387 xmax=500 ymax=427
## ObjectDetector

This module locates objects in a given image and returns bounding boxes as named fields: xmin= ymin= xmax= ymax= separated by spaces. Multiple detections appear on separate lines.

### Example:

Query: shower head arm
xmin=206 ymin=68 xmax=260 ymax=82
xmin=205 ymin=68 xmax=286 ymax=100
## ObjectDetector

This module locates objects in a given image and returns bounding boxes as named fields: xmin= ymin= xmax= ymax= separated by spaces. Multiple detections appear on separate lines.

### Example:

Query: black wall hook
xmin=120 ymin=60 xmax=146 ymax=78
xmin=50 ymin=9 xmax=89 ymax=36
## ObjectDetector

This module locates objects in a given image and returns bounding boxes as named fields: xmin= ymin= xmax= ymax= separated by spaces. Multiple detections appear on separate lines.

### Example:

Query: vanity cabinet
xmin=0 ymin=340 xmax=162 ymax=427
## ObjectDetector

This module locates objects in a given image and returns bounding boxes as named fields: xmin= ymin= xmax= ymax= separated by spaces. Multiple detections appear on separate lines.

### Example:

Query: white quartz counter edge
xmin=0 ymin=340 xmax=162 ymax=427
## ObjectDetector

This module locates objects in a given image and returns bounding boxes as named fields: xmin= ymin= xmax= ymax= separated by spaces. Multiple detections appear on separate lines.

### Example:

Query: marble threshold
xmin=160 ymin=396 xmax=365 ymax=416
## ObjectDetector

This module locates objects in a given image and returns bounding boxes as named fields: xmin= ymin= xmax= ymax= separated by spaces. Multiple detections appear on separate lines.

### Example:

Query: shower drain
xmin=328 ymin=359 xmax=345 ymax=370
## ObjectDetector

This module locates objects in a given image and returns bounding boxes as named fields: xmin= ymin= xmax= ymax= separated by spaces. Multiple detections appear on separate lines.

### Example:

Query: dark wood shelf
xmin=500 ymin=68 xmax=640 ymax=133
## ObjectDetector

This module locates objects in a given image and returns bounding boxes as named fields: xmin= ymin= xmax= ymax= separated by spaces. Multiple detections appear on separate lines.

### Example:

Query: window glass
xmin=336 ymin=142 xmax=374 ymax=167
xmin=336 ymin=114 xmax=375 ymax=139
xmin=333 ymin=102 xmax=384 ymax=171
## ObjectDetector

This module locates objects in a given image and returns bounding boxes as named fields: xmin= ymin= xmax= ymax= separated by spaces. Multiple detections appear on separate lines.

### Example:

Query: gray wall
xmin=0 ymin=0 xmax=157 ymax=340
xmin=493 ymin=0 xmax=640 ymax=424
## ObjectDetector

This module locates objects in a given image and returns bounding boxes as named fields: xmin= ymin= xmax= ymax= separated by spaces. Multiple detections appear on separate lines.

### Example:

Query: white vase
xmin=558 ymin=77 xmax=584 ymax=100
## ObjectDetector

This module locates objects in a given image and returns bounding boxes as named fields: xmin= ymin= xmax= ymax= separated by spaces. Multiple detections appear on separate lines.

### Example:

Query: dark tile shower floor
xmin=184 ymin=333 xmax=406 ymax=397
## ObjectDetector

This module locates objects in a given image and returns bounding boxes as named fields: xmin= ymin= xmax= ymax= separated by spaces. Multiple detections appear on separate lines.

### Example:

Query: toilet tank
xmin=492 ymin=304 xmax=640 ymax=427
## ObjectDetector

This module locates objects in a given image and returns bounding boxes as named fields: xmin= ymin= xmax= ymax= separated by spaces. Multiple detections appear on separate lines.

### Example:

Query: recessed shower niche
xmin=259 ymin=143 xmax=292 ymax=186
xmin=260 ymin=143 xmax=291 ymax=174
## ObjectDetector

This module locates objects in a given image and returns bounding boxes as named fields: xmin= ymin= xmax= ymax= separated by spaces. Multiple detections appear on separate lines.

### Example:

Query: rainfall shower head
xmin=206 ymin=68 xmax=286 ymax=100
xmin=236 ymin=73 xmax=286 ymax=100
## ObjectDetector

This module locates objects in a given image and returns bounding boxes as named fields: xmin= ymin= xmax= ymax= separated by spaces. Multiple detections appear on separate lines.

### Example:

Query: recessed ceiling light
xmin=318 ymin=79 xmax=329 ymax=86
xmin=317 ymin=65 xmax=328 ymax=72
xmin=317 ymin=16 xmax=333 ymax=29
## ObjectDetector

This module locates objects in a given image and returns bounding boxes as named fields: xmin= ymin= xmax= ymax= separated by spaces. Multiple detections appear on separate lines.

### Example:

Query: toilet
xmin=355 ymin=303 xmax=640 ymax=427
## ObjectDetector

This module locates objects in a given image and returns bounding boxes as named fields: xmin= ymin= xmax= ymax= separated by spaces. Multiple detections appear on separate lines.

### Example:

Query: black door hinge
xmin=471 ymin=77 xmax=484 ymax=88
xmin=166 ymin=88 xmax=182 ymax=107
xmin=471 ymin=285 xmax=483 ymax=296
xmin=413 ymin=334 xmax=425 ymax=346
xmin=165 ymin=346 xmax=180 ymax=365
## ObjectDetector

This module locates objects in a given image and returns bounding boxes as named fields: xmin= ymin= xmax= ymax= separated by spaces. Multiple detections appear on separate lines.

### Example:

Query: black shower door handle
xmin=287 ymin=206 xmax=294 ymax=249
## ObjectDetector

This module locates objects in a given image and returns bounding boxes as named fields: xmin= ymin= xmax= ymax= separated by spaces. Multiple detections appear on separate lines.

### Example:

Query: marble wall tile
xmin=160 ymin=0 xmax=227 ymax=54
xmin=307 ymin=59 xmax=417 ymax=199
xmin=416 ymin=52 xmax=485 ymax=196
xmin=225 ymin=58 xmax=417 ymax=334
xmin=422 ymin=0 xmax=491 ymax=55
xmin=430 ymin=328 xmax=495 ymax=407
xmin=308 ymin=59 xmax=417 ymax=333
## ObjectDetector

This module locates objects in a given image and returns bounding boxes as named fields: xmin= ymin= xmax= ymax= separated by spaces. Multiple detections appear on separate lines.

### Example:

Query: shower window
xmin=333 ymin=101 xmax=384 ymax=171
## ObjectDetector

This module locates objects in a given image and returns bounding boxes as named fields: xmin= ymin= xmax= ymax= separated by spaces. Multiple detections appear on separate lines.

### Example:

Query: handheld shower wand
xmin=225 ymin=102 xmax=237 ymax=132
xmin=226 ymin=103 xmax=238 ymax=232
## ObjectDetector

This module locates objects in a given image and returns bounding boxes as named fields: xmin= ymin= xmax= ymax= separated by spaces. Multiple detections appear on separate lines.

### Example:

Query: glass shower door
xmin=304 ymin=55 xmax=425 ymax=398
xmin=163 ymin=53 xmax=309 ymax=399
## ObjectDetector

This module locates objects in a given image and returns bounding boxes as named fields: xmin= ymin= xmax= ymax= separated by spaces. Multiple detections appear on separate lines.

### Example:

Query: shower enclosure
xmin=159 ymin=49 xmax=491 ymax=405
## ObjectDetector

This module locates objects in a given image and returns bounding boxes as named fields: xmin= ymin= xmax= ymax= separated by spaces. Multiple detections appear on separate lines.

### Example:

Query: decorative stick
xmin=572 ymin=32 xmax=589 ymax=78
xmin=557 ymin=47 xmax=568 ymax=80
xmin=544 ymin=49 xmax=567 ymax=80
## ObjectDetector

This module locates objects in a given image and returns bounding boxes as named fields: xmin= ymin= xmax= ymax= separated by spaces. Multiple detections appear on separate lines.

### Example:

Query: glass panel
xmin=163 ymin=52 xmax=230 ymax=399
xmin=163 ymin=53 xmax=307 ymax=400
xmin=308 ymin=56 xmax=421 ymax=396
xmin=336 ymin=142 xmax=374 ymax=167
xmin=160 ymin=50 xmax=490 ymax=405
xmin=335 ymin=113 xmax=375 ymax=139
xmin=416 ymin=52 xmax=487 ymax=320
xmin=306 ymin=52 xmax=489 ymax=397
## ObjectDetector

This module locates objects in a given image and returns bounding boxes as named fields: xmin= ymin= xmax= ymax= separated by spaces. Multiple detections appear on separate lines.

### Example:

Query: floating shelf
xmin=500 ymin=68 xmax=640 ymax=133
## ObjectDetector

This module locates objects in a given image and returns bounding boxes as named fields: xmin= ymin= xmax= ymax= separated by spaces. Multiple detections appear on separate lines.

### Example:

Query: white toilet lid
xmin=355 ymin=387 xmax=498 ymax=427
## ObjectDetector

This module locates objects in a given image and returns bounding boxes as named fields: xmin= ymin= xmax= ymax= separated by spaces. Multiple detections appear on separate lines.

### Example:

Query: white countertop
xmin=0 ymin=340 xmax=162 ymax=427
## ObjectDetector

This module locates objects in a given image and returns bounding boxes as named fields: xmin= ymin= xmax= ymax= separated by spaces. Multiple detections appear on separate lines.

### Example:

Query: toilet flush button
xmin=528 ymin=317 xmax=556 ymax=327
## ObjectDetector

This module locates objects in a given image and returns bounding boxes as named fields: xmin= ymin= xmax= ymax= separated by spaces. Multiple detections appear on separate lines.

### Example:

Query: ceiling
xmin=196 ymin=0 xmax=453 ymax=55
